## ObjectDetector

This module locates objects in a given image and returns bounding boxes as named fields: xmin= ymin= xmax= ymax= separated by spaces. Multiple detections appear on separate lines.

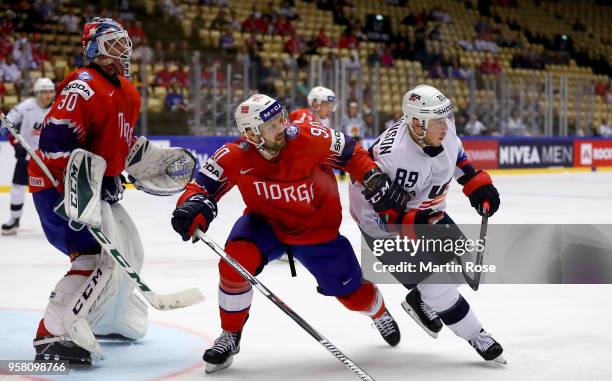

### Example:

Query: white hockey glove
xmin=125 ymin=137 xmax=196 ymax=196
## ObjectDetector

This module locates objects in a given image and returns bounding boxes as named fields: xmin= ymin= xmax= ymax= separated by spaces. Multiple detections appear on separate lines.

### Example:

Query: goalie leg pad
xmin=44 ymin=254 xmax=100 ymax=337
xmin=90 ymin=202 xmax=148 ymax=340
xmin=126 ymin=136 xmax=196 ymax=196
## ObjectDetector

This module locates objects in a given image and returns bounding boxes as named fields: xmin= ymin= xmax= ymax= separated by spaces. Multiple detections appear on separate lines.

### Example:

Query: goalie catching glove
xmin=126 ymin=136 xmax=196 ymax=196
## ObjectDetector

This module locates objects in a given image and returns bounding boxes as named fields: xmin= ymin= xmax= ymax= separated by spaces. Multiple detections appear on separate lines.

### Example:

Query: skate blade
xmin=1 ymin=229 xmax=17 ymax=236
xmin=491 ymin=355 xmax=507 ymax=365
xmin=401 ymin=301 xmax=439 ymax=339
xmin=205 ymin=356 xmax=233 ymax=374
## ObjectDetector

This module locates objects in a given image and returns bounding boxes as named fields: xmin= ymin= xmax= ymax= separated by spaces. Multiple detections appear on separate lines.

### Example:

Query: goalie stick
xmin=193 ymin=229 xmax=376 ymax=381
xmin=0 ymin=112 xmax=204 ymax=311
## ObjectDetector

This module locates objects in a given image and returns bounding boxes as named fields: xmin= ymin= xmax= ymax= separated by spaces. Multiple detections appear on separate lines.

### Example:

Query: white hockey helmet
xmin=307 ymin=86 xmax=337 ymax=112
xmin=402 ymin=84 xmax=453 ymax=143
xmin=235 ymin=94 xmax=287 ymax=148
xmin=33 ymin=77 xmax=55 ymax=93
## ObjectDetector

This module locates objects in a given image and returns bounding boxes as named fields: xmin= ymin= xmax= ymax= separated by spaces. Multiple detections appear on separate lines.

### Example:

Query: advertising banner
xmin=461 ymin=139 xmax=499 ymax=169
xmin=574 ymin=139 xmax=612 ymax=167
xmin=498 ymin=138 xmax=573 ymax=168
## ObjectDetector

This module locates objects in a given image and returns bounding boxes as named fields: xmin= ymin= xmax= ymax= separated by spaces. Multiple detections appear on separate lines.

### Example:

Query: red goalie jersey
xmin=28 ymin=66 xmax=140 ymax=192
xmin=183 ymin=121 xmax=376 ymax=244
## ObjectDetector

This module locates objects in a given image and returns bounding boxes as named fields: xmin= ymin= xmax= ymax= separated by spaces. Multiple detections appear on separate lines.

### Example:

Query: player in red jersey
xmin=289 ymin=85 xmax=336 ymax=128
xmin=28 ymin=18 xmax=194 ymax=365
xmin=171 ymin=94 xmax=410 ymax=373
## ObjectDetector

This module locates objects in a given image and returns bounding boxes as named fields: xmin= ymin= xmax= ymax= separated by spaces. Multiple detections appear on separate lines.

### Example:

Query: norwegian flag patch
xmin=241 ymin=105 xmax=249 ymax=114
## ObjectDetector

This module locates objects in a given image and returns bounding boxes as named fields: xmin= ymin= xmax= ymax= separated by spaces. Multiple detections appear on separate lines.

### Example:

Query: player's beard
xmin=263 ymin=132 xmax=287 ymax=153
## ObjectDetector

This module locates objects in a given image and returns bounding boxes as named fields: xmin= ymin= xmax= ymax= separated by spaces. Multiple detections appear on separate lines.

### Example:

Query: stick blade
xmin=144 ymin=288 xmax=205 ymax=310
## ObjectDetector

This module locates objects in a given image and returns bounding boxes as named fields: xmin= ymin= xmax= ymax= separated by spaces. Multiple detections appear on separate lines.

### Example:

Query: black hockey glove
xmin=459 ymin=170 xmax=500 ymax=217
xmin=101 ymin=175 xmax=126 ymax=205
xmin=362 ymin=169 xmax=411 ymax=223
xmin=13 ymin=142 xmax=27 ymax=160
xmin=171 ymin=193 xmax=218 ymax=241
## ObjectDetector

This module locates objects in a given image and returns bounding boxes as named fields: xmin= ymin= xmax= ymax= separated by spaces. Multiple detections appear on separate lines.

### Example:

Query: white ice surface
xmin=1 ymin=171 xmax=611 ymax=381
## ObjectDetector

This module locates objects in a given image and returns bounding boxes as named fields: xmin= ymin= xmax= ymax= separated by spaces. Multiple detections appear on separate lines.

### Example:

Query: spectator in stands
xmin=364 ymin=112 xmax=377 ymax=135
xmin=69 ymin=46 xmax=84 ymax=68
xmin=58 ymin=12 xmax=80 ymax=34
xmin=344 ymin=50 xmax=360 ymax=77
xmin=128 ymin=20 xmax=146 ymax=43
xmin=0 ymin=55 xmax=21 ymax=84
xmin=450 ymin=59 xmax=470 ymax=79
xmin=339 ymin=28 xmax=359 ymax=49
xmin=474 ymin=34 xmax=499 ymax=53
xmin=598 ymin=119 xmax=612 ymax=137
xmin=479 ymin=55 xmax=502 ymax=75
xmin=33 ymin=42 xmax=51 ymax=69
xmin=464 ymin=113 xmax=487 ymax=135
xmin=153 ymin=62 xmax=174 ymax=88
xmin=52 ymin=66 xmax=66 ymax=86
xmin=228 ymin=10 xmax=241 ymax=30
xmin=381 ymin=47 xmax=394 ymax=68
xmin=0 ymin=35 xmax=12 ymax=61
xmin=474 ymin=18 xmax=490 ymax=34
xmin=211 ymin=8 xmax=229 ymax=30
xmin=305 ymin=33 xmax=319 ymax=55
xmin=284 ymin=31 xmax=301 ymax=55
xmin=274 ymin=16 xmax=294 ymax=36
xmin=595 ymin=80 xmax=608 ymax=97
xmin=33 ymin=0 xmax=57 ymax=23
xmin=504 ymin=109 xmax=528 ymax=136
xmin=256 ymin=58 xmax=275 ymax=94
xmin=153 ymin=40 xmax=165 ymax=63
xmin=430 ymin=6 xmax=451 ymax=23
xmin=428 ymin=62 xmax=445 ymax=79
xmin=219 ymin=26 xmax=235 ymax=49
xmin=242 ymin=7 xmax=268 ymax=34
xmin=367 ymin=47 xmax=382 ymax=66
xmin=341 ymin=101 xmax=366 ymax=139
xmin=172 ymin=63 xmax=189 ymax=88
xmin=12 ymin=34 xmax=36 ymax=70
xmin=428 ymin=23 xmax=442 ymax=41
xmin=164 ymin=83 xmax=188 ymax=112
xmin=132 ymin=37 xmax=153 ymax=64
xmin=161 ymin=0 xmax=182 ymax=20
xmin=0 ymin=13 xmax=15 ymax=35
xmin=384 ymin=110 xmax=403 ymax=130
xmin=278 ymin=0 xmax=298 ymax=20
xmin=316 ymin=27 xmax=332 ymax=48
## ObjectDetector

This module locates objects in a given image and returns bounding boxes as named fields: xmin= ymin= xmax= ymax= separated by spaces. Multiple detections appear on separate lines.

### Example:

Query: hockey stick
xmin=468 ymin=200 xmax=490 ymax=291
xmin=0 ymin=112 xmax=204 ymax=311
xmin=193 ymin=229 xmax=376 ymax=381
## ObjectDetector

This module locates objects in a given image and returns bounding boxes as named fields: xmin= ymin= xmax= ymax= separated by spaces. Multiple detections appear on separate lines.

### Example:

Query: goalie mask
xmin=402 ymin=84 xmax=454 ymax=147
xmin=235 ymin=94 xmax=289 ymax=154
xmin=82 ymin=17 xmax=133 ymax=78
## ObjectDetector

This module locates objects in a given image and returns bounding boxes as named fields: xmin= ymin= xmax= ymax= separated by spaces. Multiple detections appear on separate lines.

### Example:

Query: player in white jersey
xmin=349 ymin=84 xmax=505 ymax=364
xmin=1 ymin=78 xmax=55 ymax=235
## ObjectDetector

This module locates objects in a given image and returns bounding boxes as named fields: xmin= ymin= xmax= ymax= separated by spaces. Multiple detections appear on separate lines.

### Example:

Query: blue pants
xmin=227 ymin=214 xmax=363 ymax=296
xmin=32 ymin=188 xmax=99 ymax=255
